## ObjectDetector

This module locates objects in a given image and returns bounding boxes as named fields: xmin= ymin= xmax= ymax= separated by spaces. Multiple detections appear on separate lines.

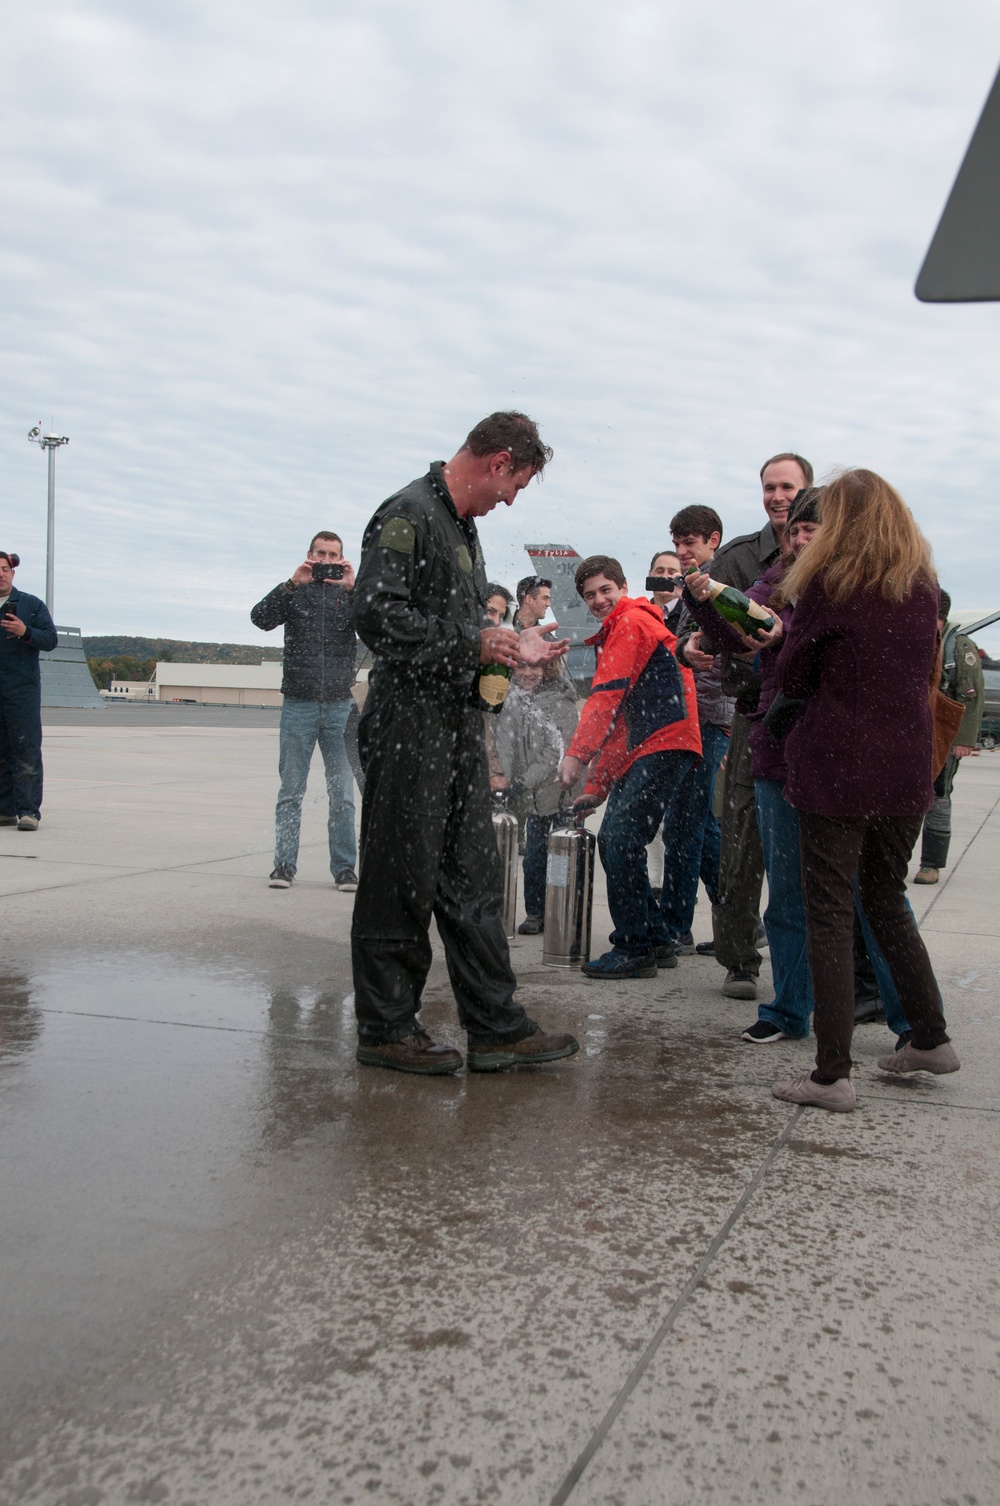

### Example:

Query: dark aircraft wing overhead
xmin=916 ymin=65 xmax=1000 ymax=302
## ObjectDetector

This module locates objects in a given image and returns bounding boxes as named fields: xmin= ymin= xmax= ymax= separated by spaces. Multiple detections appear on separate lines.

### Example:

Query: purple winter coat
xmin=682 ymin=563 xmax=791 ymax=783
xmin=776 ymin=574 xmax=937 ymax=818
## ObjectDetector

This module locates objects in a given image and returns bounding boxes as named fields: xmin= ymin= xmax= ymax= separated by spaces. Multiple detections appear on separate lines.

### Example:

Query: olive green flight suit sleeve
xmin=952 ymin=633 xmax=985 ymax=745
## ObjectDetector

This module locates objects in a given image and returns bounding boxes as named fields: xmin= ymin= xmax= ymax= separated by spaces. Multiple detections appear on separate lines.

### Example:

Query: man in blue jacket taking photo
xmin=0 ymin=550 xmax=58 ymax=831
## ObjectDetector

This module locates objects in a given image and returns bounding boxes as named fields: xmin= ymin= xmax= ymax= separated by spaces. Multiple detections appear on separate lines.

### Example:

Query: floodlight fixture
xmin=28 ymin=424 xmax=70 ymax=615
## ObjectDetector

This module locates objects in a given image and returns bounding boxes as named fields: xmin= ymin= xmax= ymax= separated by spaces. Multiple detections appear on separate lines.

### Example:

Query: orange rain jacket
xmin=567 ymin=595 xmax=702 ymax=800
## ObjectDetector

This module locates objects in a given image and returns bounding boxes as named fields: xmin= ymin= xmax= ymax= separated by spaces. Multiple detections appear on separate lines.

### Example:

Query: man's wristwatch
xmin=283 ymin=579 xmax=298 ymax=593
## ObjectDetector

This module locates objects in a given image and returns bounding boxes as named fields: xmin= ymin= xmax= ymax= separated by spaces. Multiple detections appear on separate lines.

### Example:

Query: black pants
xmin=351 ymin=689 xmax=533 ymax=1048
xmin=714 ymin=712 xmax=764 ymax=973
xmin=798 ymin=812 xmax=949 ymax=1082
xmin=0 ymin=691 xmax=43 ymax=820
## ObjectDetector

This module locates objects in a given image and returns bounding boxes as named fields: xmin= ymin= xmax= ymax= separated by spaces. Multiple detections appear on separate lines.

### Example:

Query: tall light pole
xmin=28 ymin=424 xmax=70 ymax=617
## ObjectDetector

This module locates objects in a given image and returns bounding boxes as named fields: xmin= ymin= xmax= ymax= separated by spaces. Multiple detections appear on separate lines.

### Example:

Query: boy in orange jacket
xmin=557 ymin=554 xmax=702 ymax=978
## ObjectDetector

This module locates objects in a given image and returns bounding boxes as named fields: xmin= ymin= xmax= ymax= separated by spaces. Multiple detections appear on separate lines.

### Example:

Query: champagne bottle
xmin=479 ymin=661 xmax=512 ymax=713
xmin=685 ymin=566 xmax=775 ymax=640
xmin=479 ymin=607 xmax=514 ymax=714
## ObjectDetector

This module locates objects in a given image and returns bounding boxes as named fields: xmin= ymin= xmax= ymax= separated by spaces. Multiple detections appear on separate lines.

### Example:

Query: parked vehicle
xmin=980 ymin=667 xmax=1000 ymax=748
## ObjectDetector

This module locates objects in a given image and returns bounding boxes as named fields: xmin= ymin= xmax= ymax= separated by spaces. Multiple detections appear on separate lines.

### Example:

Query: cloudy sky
xmin=3 ymin=0 xmax=1000 ymax=652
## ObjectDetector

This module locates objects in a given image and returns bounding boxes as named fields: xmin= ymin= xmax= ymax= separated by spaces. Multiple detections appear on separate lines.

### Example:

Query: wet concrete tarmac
xmin=2 ymin=722 xmax=999 ymax=1504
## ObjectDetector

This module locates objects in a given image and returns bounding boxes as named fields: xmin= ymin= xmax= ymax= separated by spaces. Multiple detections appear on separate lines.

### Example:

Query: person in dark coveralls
xmin=350 ymin=412 xmax=580 ymax=1075
xmin=0 ymin=551 xmax=58 ymax=830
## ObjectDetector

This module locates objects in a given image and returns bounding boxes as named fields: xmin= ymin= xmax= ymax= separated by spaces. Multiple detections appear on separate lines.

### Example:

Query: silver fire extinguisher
xmin=542 ymin=810 xmax=595 ymax=968
xmin=492 ymin=799 xmax=519 ymax=939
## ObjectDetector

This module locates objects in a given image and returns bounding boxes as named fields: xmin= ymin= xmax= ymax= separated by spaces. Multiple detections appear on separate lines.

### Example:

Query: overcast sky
xmin=3 ymin=0 xmax=1000 ymax=652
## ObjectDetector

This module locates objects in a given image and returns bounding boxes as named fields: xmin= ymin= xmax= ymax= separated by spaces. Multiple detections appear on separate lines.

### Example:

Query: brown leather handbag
xmin=929 ymin=635 xmax=965 ymax=778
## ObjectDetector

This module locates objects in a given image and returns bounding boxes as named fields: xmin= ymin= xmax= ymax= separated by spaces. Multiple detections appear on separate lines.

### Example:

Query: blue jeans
xmin=855 ymin=892 xmax=919 ymax=1038
xmin=755 ymin=779 xmax=914 ymax=1039
xmin=275 ymin=697 xmax=357 ymax=876
xmin=755 ymin=779 xmax=813 ymax=1037
xmin=599 ymin=750 xmax=698 ymax=956
xmin=659 ymin=722 xmax=727 ymax=940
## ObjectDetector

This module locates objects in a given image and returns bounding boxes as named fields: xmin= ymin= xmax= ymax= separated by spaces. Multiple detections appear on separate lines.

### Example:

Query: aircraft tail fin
xmin=523 ymin=544 xmax=599 ymax=642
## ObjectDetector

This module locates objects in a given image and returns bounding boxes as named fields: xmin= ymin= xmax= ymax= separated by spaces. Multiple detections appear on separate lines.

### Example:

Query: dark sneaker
xmin=269 ymin=866 xmax=294 ymax=888
xmin=582 ymin=949 xmax=658 ymax=979
xmin=517 ymin=914 xmax=544 ymax=935
xmin=0 ymin=814 xmax=17 ymax=826
xmin=356 ymin=1030 xmax=463 ymax=1075
xmin=467 ymin=1031 xmax=580 ymax=1072
xmin=335 ymin=868 xmax=359 ymax=892
xmin=695 ymin=939 xmax=716 ymax=955
xmin=742 ymin=1019 xmax=788 ymax=1043
xmin=854 ymin=997 xmax=884 ymax=1025
xmin=722 ymin=967 xmax=758 ymax=1000
xmin=675 ymin=930 xmax=695 ymax=955
xmin=652 ymin=944 xmax=679 ymax=970
xmin=17 ymin=815 xmax=39 ymax=831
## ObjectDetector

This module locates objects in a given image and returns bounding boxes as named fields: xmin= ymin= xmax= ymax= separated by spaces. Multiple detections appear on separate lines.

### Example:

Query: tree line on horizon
xmin=83 ymin=637 xmax=283 ymax=690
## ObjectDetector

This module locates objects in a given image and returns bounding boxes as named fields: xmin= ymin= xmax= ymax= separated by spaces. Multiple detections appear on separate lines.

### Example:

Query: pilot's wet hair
xmin=463 ymin=412 xmax=553 ymax=475
xmin=575 ymin=555 xmax=626 ymax=594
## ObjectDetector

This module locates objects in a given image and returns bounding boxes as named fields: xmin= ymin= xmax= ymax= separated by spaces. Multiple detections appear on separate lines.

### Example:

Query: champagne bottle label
xmin=479 ymin=668 xmax=512 ymax=710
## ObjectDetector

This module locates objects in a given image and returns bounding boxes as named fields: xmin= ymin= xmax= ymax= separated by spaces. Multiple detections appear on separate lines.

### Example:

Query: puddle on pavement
xmin=0 ymin=951 xmax=360 ymax=1400
xmin=0 ymin=948 xmax=780 ymax=1409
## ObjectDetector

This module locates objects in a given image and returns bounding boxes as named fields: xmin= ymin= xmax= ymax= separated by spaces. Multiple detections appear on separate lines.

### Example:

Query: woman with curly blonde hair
xmin=771 ymin=469 xmax=959 ymax=1111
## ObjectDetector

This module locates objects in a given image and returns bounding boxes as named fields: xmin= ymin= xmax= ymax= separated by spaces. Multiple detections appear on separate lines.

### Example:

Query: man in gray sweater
xmin=696 ymin=452 xmax=814 ymax=1000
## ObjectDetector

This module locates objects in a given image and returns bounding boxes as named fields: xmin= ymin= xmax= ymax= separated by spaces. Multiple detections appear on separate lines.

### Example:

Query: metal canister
xmin=542 ymin=815 xmax=595 ymax=968
xmin=492 ymin=805 xmax=519 ymax=939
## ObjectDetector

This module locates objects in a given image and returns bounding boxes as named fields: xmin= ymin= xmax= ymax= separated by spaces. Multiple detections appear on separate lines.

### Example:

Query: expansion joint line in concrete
xmin=549 ymin=1107 xmax=804 ymax=1506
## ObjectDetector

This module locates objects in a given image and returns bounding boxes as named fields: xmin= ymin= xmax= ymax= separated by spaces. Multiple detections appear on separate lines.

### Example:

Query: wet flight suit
xmin=350 ymin=462 xmax=538 ymax=1048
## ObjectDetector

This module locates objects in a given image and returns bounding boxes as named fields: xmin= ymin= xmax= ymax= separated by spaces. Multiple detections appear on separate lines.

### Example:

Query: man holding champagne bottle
xmin=350 ymin=412 xmax=579 ymax=1076
xmin=695 ymin=452 xmax=814 ymax=1000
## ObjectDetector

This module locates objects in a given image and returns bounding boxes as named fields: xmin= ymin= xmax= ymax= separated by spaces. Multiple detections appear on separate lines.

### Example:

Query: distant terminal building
xmin=103 ymin=662 xmax=284 ymax=707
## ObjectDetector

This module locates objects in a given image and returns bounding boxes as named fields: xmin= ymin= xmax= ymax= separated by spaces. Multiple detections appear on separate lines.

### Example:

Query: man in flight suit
xmin=915 ymin=589 xmax=985 ymax=883
xmin=350 ymin=412 xmax=580 ymax=1075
